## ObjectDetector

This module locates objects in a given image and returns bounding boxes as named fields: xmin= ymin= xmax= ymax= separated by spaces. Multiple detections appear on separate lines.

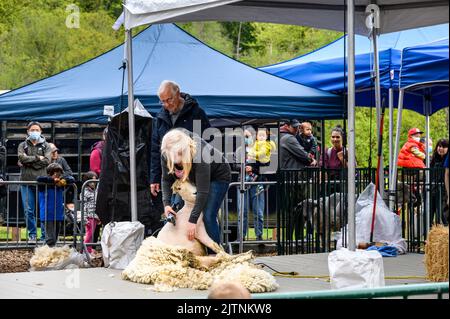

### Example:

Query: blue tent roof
xmin=0 ymin=24 xmax=343 ymax=124
xmin=399 ymin=38 xmax=449 ymax=115
xmin=259 ymin=24 xmax=448 ymax=114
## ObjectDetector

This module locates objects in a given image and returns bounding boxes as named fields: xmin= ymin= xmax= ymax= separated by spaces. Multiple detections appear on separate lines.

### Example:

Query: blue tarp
xmin=399 ymin=39 xmax=449 ymax=115
xmin=260 ymin=24 xmax=448 ymax=115
xmin=0 ymin=24 xmax=343 ymax=124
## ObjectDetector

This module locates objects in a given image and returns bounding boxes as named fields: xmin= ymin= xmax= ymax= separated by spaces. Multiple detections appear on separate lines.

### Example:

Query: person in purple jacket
xmin=320 ymin=125 xmax=355 ymax=193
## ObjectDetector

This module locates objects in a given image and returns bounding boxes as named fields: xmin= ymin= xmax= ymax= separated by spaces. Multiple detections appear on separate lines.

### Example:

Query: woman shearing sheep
xmin=160 ymin=129 xmax=231 ymax=248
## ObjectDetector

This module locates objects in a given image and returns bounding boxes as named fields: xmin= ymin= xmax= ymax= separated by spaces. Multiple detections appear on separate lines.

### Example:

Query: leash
xmin=256 ymin=262 xmax=427 ymax=281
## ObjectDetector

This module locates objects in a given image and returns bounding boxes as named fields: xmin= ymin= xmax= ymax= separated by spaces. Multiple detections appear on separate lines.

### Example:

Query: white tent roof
xmin=123 ymin=0 xmax=449 ymax=35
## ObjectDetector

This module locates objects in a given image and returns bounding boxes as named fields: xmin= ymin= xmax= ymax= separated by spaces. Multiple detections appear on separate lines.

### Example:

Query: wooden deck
xmin=0 ymin=252 xmax=439 ymax=299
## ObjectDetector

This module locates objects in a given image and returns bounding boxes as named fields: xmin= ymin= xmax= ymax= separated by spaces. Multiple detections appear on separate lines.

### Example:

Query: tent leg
xmin=239 ymin=126 xmax=246 ymax=254
xmin=347 ymin=0 xmax=356 ymax=251
xmin=372 ymin=26 xmax=384 ymax=198
xmin=388 ymin=88 xmax=394 ymax=189
xmin=389 ymin=89 xmax=404 ymax=212
xmin=126 ymin=29 xmax=138 ymax=222
xmin=425 ymin=101 xmax=430 ymax=233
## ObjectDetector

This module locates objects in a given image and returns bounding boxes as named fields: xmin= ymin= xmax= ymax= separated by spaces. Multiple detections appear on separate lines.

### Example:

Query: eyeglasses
xmin=159 ymin=97 xmax=175 ymax=105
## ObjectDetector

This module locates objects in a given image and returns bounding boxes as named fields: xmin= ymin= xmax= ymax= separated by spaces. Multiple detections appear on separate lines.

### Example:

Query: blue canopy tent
xmin=0 ymin=23 xmax=343 ymax=124
xmin=260 ymin=24 xmax=448 ymax=197
xmin=259 ymin=23 xmax=449 ymax=113
xmin=390 ymin=38 xmax=449 ymax=221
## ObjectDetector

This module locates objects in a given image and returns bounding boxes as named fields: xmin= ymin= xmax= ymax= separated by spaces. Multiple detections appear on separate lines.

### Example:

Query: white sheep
xmin=122 ymin=180 xmax=279 ymax=293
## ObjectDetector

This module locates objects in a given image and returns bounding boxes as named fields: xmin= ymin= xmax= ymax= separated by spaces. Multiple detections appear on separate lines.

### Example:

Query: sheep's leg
xmin=195 ymin=255 xmax=221 ymax=269
xmin=195 ymin=215 xmax=223 ymax=254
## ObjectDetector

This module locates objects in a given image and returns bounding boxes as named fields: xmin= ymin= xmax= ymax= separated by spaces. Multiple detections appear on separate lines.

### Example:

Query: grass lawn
xmin=0 ymin=226 xmax=42 ymax=241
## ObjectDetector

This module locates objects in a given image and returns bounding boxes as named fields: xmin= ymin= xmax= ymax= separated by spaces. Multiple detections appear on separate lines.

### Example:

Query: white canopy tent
xmin=119 ymin=0 xmax=449 ymax=252
xmin=123 ymin=0 xmax=449 ymax=35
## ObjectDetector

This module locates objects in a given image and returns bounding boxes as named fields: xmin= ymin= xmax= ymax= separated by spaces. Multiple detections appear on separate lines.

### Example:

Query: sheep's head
xmin=172 ymin=180 xmax=197 ymax=204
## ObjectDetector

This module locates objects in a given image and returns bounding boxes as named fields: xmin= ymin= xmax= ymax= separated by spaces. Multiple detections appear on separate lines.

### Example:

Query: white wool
xmin=30 ymin=245 xmax=71 ymax=269
xmin=122 ymin=237 xmax=278 ymax=293
xmin=121 ymin=180 xmax=278 ymax=293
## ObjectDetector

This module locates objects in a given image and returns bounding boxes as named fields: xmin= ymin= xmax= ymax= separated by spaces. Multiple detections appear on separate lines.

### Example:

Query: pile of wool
xmin=29 ymin=245 xmax=86 ymax=271
xmin=122 ymin=236 xmax=279 ymax=293
xmin=425 ymin=225 xmax=448 ymax=282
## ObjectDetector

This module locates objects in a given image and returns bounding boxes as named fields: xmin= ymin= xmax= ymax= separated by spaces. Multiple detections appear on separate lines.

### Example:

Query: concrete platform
xmin=0 ymin=253 xmax=436 ymax=299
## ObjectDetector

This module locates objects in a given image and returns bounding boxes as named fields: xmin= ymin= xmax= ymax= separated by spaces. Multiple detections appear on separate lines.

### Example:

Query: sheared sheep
xmin=122 ymin=180 xmax=278 ymax=293
xmin=156 ymin=179 xmax=222 ymax=258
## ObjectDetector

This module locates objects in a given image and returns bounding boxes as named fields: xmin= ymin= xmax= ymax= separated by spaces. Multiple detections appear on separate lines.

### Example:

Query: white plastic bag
xmin=328 ymin=248 xmax=385 ymax=289
xmin=101 ymin=221 xmax=145 ymax=269
xmin=337 ymin=183 xmax=407 ymax=254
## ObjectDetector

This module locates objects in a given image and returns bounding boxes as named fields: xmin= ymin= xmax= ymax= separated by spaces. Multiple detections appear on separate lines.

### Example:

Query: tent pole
xmin=126 ymin=29 xmax=138 ymax=222
xmin=388 ymin=88 xmax=394 ymax=189
xmin=347 ymin=0 xmax=356 ymax=251
xmin=389 ymin=89 xmax=404 ymax=212
xmin=372 ymin=26 xmax=384 ymax=198
xmin=425 ymin=99 xmax=430 ymax=233
xmin=239 ymin=125 xmax=246 ymax=254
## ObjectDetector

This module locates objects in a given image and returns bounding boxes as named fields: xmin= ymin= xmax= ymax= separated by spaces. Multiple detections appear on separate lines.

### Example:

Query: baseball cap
xmin=408 ymin=128 xmax=423 ymax=136
xmin=282 ymin=119 xmax=300 ymax=128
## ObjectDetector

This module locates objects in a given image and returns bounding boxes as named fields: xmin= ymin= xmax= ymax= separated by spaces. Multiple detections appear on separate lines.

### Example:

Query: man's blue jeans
xmin=20 ymin=185 xmax=45 ymax=240
xmin=237 ymin=185 xmax=265 ymax=238
xmin=202 ymin=181 xmax=230 ymax=245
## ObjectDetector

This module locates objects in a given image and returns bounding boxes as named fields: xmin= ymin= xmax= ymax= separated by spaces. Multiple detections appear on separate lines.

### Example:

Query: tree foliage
xmin=0 ymin=4 xmax=448 ymax=167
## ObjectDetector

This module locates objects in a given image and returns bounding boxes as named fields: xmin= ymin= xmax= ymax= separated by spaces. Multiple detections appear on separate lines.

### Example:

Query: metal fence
xmin=277 ymin=167 xmax=448 ymax=255
xmin=1 ymin=167 xmax=448 ymax=255
xmin=0 ymin=180 xmax=84 ymax=250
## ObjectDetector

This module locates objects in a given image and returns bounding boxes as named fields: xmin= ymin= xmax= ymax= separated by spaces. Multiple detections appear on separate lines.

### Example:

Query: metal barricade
xmin=277 ymin=167 xmax=448 ymax=255
xmin=0 ymin=180 xmax=80 ymax=249
xmin=221 ymin=180 xmax=277 ymax=254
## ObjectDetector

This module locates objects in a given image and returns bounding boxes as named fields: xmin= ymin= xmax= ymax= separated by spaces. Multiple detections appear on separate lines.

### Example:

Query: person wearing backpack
xmin=18 ymin=121 xmax=52 ymax=242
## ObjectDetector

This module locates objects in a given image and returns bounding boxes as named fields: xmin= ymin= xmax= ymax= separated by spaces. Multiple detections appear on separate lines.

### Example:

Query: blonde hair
xmin=161 ymin=129 xmax=197 ymax=182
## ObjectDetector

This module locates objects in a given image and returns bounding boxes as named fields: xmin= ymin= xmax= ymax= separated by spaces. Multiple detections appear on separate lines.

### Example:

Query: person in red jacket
xmin=397 ymin=128 xmax=426 ymax=169
xmin=89 ymin=128 xmax=107 ymax=176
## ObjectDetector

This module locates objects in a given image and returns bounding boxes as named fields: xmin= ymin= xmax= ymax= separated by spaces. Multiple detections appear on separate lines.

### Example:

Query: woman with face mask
xmin=17 ymin=121 xmax=52 ymax=242
xmin=397 ymin=128 xmax=426 ymax=169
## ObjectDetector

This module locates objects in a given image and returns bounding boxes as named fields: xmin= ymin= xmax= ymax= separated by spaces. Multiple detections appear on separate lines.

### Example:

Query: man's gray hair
xmin=158 ymin=80 xmax=180 ymax=97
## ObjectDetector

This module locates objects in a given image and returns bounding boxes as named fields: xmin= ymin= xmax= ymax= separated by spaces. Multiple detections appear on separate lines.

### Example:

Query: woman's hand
xmin=187 ymin=222 xmax=196 ymax=241
xmin=164 ymin=205 xmax=177 ymax=218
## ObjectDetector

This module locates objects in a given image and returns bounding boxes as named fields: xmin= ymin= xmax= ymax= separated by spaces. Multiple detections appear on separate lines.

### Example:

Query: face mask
xmin=29 ymin=131 xmax=41 ymax=141
xmin=412 ymin=136 xmax=421 ymax=142
xmin=245 ymin=137 xmax=253 ymax=145
xmin=428 ymin=146 xmax=433 ymax=154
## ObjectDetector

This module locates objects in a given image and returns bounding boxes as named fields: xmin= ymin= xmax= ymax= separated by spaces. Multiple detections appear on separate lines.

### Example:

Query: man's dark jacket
xmin=150 ymin=93 xmax=210 ymax=184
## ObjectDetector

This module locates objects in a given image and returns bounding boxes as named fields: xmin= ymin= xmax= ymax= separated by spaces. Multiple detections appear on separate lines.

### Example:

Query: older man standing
xmin=150 ymin=80 xmax=211 ymax=197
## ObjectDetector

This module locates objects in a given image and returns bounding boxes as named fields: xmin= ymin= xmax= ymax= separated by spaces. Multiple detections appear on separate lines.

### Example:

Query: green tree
xmin=0 ymin=6 xmax=122 ymax=89
xmin=178 ymin=22 xmax=234 ymax=57
xmin=220 ymin=22 xmax=257 ymax=58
